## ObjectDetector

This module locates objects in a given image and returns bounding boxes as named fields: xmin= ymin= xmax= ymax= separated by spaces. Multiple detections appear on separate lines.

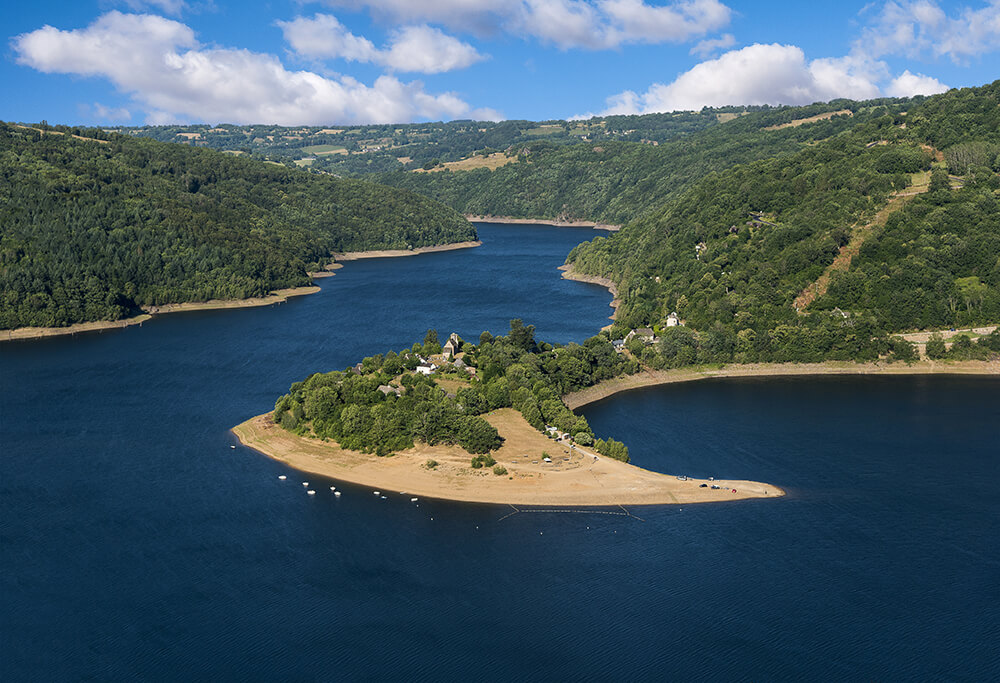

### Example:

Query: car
xmin=699 ymin=483 xmax=708 ymax=488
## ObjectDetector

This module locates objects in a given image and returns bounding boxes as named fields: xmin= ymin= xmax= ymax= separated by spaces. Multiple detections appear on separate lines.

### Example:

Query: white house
xmin=415 ymin=362 xmax=437 ymax=376
xmin=665 ymin=312 xmax=681 ymax=327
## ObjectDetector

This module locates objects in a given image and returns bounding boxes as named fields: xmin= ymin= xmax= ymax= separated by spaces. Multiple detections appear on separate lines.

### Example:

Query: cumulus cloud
xmin=597 ymin=44 xmax=885 ymax=115
xmin=885 ymin=69 xmax=950 ymax=96
xmin=12 ymin=11 xmax=478 ymax=125
xmin=858 ymin=0 xmax=1000 ymax=62
xmin=278 ymin=15 xmax=484 ymax=73
xmin=323 ymin=0 xmax=733 ymax=49
xmin=277 ymin=14 xmax=378 ymax=62
xmin=381 ymin=25 xmax=485 ymax=73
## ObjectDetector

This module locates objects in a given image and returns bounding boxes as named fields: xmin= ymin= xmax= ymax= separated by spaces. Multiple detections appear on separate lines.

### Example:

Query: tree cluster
xmin=0 ymin=122 xmax=474 ymax=329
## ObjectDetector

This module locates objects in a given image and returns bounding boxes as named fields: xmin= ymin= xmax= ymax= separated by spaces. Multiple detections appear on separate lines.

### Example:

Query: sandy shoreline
xmin=334 ymin=241 xmax=482 ymax=260
xmin=4 ymin=240 xmax=479 ymax=342
xmin=467 ymin=215 xmax=621 ymax=231
xmin=232 ymin=409 xmax=783 ymax=507
xmin=558 ymin=264 xmax=620 ymax=323
xmin=3 ymin=286 xmax=320 ymax=342
xmin=563 ymin=360 xmax=1000 ymax=409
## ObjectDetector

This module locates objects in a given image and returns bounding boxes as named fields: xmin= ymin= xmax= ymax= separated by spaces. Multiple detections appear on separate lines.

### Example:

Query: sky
xmin=2 ymin=0 xmax=999 ymax=126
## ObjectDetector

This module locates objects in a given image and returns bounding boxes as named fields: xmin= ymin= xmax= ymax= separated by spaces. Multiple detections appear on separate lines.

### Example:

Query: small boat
xmin=330 ymin=486 xmax=336 ymax=491
xmin=410 ymin=497 xmax=418 ymax=502
xmin=307 ymin=490 xmax=315 ymax=495
xmin=373 ymin=491 xmax=380 ymax=496
xmin=278 ymin=475 xmax=287 ymax=480
xmin=302 ymin=482 xmax=309 ymax=487
xmin=334 ymin=491 xmax=342 ymax=497
xmin=230 ymin=445 xmax=236 ymax=449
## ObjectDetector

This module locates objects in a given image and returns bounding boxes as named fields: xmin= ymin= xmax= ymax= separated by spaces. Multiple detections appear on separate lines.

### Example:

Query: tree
xmin=925 ymin=333 xmax=947 ymax=359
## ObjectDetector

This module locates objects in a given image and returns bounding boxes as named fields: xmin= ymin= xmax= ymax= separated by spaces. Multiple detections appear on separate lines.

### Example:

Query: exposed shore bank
xmin=467 ymin=215 xmax=621 ymax=231
xmin=4 ymin=286 xmax=320 ymax=342
xmin=334 ymin=240 xmax=482 ymax=260
xmin=558 ymin=264 xmax=620 ymax=324
xmin=563 ymin=360 xmax=1000 ymax=410
xmin=4 ymin=241 xmax=481 ymax=342
xmin=233 ymin=408 xmax=783 ymax=507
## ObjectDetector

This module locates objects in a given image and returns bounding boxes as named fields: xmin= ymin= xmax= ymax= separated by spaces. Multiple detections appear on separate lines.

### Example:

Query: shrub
xmin=493 ymin=465 xmax=508 ymax=476
xmin=425 ymin=459 xmax=438 ymax=469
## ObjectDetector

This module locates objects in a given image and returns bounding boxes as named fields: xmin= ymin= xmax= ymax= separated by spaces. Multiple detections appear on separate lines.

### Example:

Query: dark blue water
xmin=2 ymin=224 xmax=998 ymax=681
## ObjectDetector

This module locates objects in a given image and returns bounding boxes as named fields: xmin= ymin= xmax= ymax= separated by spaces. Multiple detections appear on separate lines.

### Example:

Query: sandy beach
xmin=232 ymin=408 xmax=783 ymax=506
xmin=563 ymin=360 xmax=1000 ymax=409
xmin=334 ymin=241 xmax=482 ymax=260
xmin=466 ymin=215 xmax=621 ymax=231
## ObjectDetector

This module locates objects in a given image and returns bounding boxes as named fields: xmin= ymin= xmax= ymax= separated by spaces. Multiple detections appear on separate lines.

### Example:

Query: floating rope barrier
xmin=498 ymin=503 xmax=644 ymax=522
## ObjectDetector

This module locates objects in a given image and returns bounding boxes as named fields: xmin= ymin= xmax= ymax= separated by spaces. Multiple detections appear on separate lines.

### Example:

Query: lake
xmin=2 ymin=223 xmax=998 ymax=680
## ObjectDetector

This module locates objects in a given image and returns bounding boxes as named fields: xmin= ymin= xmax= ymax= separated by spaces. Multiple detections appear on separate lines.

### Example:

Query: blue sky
xmin=3 ymin=0 xmax=998 ymax=126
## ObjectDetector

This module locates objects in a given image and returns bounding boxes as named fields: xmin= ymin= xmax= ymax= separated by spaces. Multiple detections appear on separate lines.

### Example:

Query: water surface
xmin=2 ymin=223 xmax=997 ymax=680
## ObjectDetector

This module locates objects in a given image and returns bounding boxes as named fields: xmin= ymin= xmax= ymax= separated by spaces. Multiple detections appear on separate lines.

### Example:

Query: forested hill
xmin=374 ymin=99 xmax=910 ymax=226
xmin=565 ymin=81 xmax=1000 ymax=367
xmin=0 ymin=123 xmax=475 ymax=330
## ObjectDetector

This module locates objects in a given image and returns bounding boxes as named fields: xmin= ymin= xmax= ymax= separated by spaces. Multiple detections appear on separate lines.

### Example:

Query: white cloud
xmin=276 ymin=14 xmax=378 ymax=62
xmin=381 ymin=25 xmax=485 ymax=73
xmin=278 ymin=15 xmax=484 ymax=73
xmin=858 ymin=0 xmax=1000 ymax=62
xmin=322 ymin=0 xmax=734 ymax=49
xmin=885 ymin=69 xmax=950 ymax=96
xmin=690 ymin=33 xmax=735 ymax=57
xmin=600 ymin=44 xmax=884 ymax=115
xmin=12 ymin=11 xmax=478 ymax=125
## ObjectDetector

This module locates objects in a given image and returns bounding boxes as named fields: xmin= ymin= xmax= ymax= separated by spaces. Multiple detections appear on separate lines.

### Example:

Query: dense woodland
xmin=562 ymin=81 xmax=1000 ymax=366
xmin=274 ymin=321 xmax=636 ymax=462
xmin=375 ymin=103 xmax=891 ymax=226
xmin=0 ymin=123 xmax=474 ymax=329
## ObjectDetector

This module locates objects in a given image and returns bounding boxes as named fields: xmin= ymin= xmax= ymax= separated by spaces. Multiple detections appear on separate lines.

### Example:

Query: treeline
xmin=274 ymin=321 xmax=638 ymax=462
xmin=565 ymin=80 xmax=1000 ymax=360
xmin=375 ymin=102 xmax=899 ymax=226
xmin=0 ymin=123 xmax=474 ymax=329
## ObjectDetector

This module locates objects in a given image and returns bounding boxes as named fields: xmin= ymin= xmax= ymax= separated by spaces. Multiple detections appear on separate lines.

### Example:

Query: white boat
xmin=307 ymin=490 xmax=315 ymax=495
xmin=334 ymin=491 xmax=342 ymax=497
xmin=230 ymin=445 xmax=236 ymax=449
xmin=411 ymin=497 xmax=418 ymax=502
xmin=278 ymin=475 xmax=286 ymax=480
xmin=330 ymin=486 xmax=336 ymax=491
xmin=373 ymin=491 xmax=380 ymax=496
xmin=302 ymin=482 xmax=309 ymax=487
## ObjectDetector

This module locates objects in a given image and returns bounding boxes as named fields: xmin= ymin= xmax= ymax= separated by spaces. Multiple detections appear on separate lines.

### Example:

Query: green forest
xmin=375 ymin=102 xmax=889 ymax=226
xmin=0 ymin=123 xmax=474 ymax=329
xmin=273 ymin=321 xmax=636 ymax=462
xmin=563 ymin=81 xmax=1000 ymax=365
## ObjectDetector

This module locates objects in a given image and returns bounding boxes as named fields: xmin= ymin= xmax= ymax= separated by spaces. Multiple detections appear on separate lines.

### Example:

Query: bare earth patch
xmin=764 ymin=109 xmax=853 ymax=131
xmin=414 ymin=153 xmax=516 ymax=173
xmin=232 ymin=408 xmax=783 ymax=506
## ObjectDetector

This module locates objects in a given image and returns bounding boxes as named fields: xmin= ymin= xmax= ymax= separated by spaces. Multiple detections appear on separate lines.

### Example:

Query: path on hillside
xmin=793 ymin=175 xmax=932 ymax=312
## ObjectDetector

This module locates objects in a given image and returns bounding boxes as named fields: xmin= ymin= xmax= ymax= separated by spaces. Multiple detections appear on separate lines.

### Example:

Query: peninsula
xmin=233 ymin=322 xmax=783 ymax=506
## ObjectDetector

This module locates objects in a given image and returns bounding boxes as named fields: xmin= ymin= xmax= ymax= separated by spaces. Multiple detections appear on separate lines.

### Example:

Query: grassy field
xmin=300 ymin=144 xmax=348 ymax=156
xmin=415 ymin=152 xmax=516 ymax=173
